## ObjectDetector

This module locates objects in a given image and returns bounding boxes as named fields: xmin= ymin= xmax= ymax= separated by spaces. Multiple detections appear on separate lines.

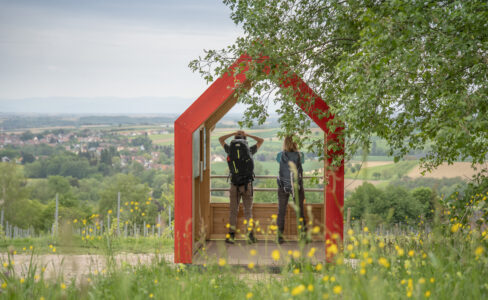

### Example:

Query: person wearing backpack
xmin=276 ymin=135 xmax=306 ymax=244
xmin=219 ymin=130 xmax=264 ymax=244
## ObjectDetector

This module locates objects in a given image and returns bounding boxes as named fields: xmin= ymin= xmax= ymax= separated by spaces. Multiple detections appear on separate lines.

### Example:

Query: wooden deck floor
xmin=193 ymin=240 xmax=326 ymax=266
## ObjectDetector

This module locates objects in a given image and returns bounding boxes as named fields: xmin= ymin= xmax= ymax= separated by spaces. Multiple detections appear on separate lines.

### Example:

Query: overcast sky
xmin=0 ymin=0 xmax=241 ymax=101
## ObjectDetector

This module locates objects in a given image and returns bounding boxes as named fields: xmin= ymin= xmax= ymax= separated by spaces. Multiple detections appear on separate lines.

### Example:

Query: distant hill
xmin=0 ymin=97 xmax=194 ymax=115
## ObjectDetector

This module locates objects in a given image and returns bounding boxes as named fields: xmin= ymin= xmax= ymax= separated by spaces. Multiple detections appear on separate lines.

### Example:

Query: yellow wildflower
xmin=246 ymin=292 xmax=253 ymax=299
xmin=149 ymin=293 xmax=154 ymax=298
xmin=272 ymin=250 xmax=280 ymax=261
xmin=315 ymin=263 xmax=323 ymax=271
xmin=378 ymin=257 xmax=390 ymax=268
xmin=308 ymin=284 xmax=314 ymax=292
xmin=60 ymin=283 xmax=66 ymax=289
xmin=327 ymin=244 xmax=338 ymax=256
xmin=363 ymin=226 xmax=369 ymax=233
xmin=347 ymin=229 xmax=354 ymax=236
xmin=293 ymin=268 xmax=300 ymax=274
xmin=218 ymin=258 xmax=226 ymax=267
xmin=250 ymin=249 xmax=257 ymax=256
xmin=308 ymin=247 xmax=316 ymax=257
xmin=292 ymin=250 xmax=301 ymax=259
xmin=425 ymin=291 xmax=431 ymax=298
xmin=475 ymin=246 xmax=484 ymax=257
xmin=291 ymin=284 xmax=305 ymax=296
xmin=1 ymin=282 xmax=6 ymax=288
xmin=360 ymin=268 xmax=366 ymax=275
xmin=408 ymin=250 xmax=415 ymax=257
xmin=248 ymin=262 xmax=255 ymax=269
xmin=379 ymin=241 xmax=385 ymax=248
xmin=430 ymin=277 xmax=435 ymax=283
xmin=333 ymin=285 xmax=342 ymax=294
xmin=451 ymin=223 xmax=461 ymax=233
xmin=322 ymin=275 xmax=329 ymax=282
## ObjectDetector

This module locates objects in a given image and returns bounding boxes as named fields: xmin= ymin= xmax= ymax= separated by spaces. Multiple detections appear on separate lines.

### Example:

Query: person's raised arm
xmin=218 ymin=132 xmax=237 ymax=147
xmin=245 ymin=133 xmax=264 ymax=150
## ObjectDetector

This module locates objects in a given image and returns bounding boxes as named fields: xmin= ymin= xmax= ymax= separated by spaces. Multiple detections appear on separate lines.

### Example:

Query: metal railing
xmin=210 ymin=175 xmax=324 ymax=192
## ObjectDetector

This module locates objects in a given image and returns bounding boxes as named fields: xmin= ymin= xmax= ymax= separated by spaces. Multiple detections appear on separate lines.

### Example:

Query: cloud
xmin=0 ymin=0 xmax=241 ymax=99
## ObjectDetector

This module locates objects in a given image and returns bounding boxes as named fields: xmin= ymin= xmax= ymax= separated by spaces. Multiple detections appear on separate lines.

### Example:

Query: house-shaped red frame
xmin=174 ymin=54 xmax=344 ymax=264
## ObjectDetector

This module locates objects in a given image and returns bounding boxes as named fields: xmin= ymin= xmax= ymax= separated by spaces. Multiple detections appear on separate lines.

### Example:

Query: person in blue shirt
xmin=275 ymin=135 xmax=306 ymax=244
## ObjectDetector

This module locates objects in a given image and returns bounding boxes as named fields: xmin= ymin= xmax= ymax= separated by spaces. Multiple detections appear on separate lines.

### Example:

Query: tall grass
xmin=1 ymin=193 xmax=487 ymax=299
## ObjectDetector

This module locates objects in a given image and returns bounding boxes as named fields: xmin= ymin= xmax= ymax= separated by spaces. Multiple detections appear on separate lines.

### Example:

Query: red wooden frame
xmin=174 ymin=54 xmax=344 ymax=263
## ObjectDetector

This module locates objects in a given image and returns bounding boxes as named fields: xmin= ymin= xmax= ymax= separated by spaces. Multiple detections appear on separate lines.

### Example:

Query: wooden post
xmin=158 ymin=214 xmax=161 ymax=237
xmin=117 ymin=192 xmax=121 ymax=236
xmin=168 ymin=206 xmax=172 ymax=228
xmin=54 ymin=193 xmax=59 ymax=236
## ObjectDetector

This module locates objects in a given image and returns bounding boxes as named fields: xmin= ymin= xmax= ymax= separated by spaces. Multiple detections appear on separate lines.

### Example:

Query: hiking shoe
xmin=247 ymin=231 xmax=258 ymax=244
xmin=225 ymin=232 xmax=235 ymax=244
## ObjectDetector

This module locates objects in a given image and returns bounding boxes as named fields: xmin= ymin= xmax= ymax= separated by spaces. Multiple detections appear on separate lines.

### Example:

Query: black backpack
xmin=227 ymin=139 xmax=254 ymax=186
xmin=278 ymin=151 xmax=303 ymax=193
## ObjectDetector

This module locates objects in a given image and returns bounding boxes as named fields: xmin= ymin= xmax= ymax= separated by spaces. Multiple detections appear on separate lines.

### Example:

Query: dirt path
xmin=0 ymin=253 xmax=174 ymax=281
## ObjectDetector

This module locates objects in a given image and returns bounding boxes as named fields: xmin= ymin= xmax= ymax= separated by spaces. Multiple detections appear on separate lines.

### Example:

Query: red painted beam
xmin=174 ymin=121 xmax=193 ymax=263
xmin=174 ymin=55 xmax=251 ymax=264
xmin=174 ymin=53 xmax=344 ymax=264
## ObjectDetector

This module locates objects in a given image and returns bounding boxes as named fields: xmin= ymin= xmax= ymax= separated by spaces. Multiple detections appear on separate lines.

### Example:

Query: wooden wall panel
xmin=209 ymin=203 xmax=324 ymax=240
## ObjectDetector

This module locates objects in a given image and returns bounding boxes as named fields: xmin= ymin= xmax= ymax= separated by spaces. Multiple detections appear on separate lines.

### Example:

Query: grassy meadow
xmin=1 ymin=205 xmax=487 ymax=299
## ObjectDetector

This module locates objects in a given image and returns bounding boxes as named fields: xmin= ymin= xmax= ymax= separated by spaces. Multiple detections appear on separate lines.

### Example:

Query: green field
xmin=346 ymin=161 xmax=418 ymax=180
xmin=0 ymin=236 xmax=173 ymax=255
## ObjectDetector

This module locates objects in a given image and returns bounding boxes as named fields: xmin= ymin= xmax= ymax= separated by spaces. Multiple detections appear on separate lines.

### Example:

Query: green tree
xmin=98 ymin=174 xmax=150 ymax=222
xmin=411 ymin=187 xmax=437 ymax=220
xmin=19 ymin=130 xmax=34 ymax=141
xmin=47 ymin=176 xmax=78 ymax=207
xmin=0 ymin=162 xmax=35 ymax=228
xmin=191 ymin=0 xmax=488 ymax=173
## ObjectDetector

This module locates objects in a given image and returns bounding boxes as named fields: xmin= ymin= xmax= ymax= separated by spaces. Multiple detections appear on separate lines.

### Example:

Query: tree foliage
xmin=190 ymin=0 xmax=488 ymax=171
xmin=346 ymin=182 xmax=431 ymax=225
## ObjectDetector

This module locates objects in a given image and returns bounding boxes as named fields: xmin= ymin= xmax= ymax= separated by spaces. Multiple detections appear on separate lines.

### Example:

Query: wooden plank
xmin=210 ymin=203 xmax=324 ymax=239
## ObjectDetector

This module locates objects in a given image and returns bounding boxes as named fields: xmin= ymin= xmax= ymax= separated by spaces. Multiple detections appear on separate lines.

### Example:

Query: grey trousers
xmin=277 ymin=184 xmax=306 ymax=234
xmin=229 ymin=183 xmax=253 ymax=232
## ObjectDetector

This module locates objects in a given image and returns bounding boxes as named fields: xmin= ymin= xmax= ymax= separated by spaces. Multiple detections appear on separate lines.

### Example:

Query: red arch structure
xmin=174 ymin=54 xmax=344 ymax=264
